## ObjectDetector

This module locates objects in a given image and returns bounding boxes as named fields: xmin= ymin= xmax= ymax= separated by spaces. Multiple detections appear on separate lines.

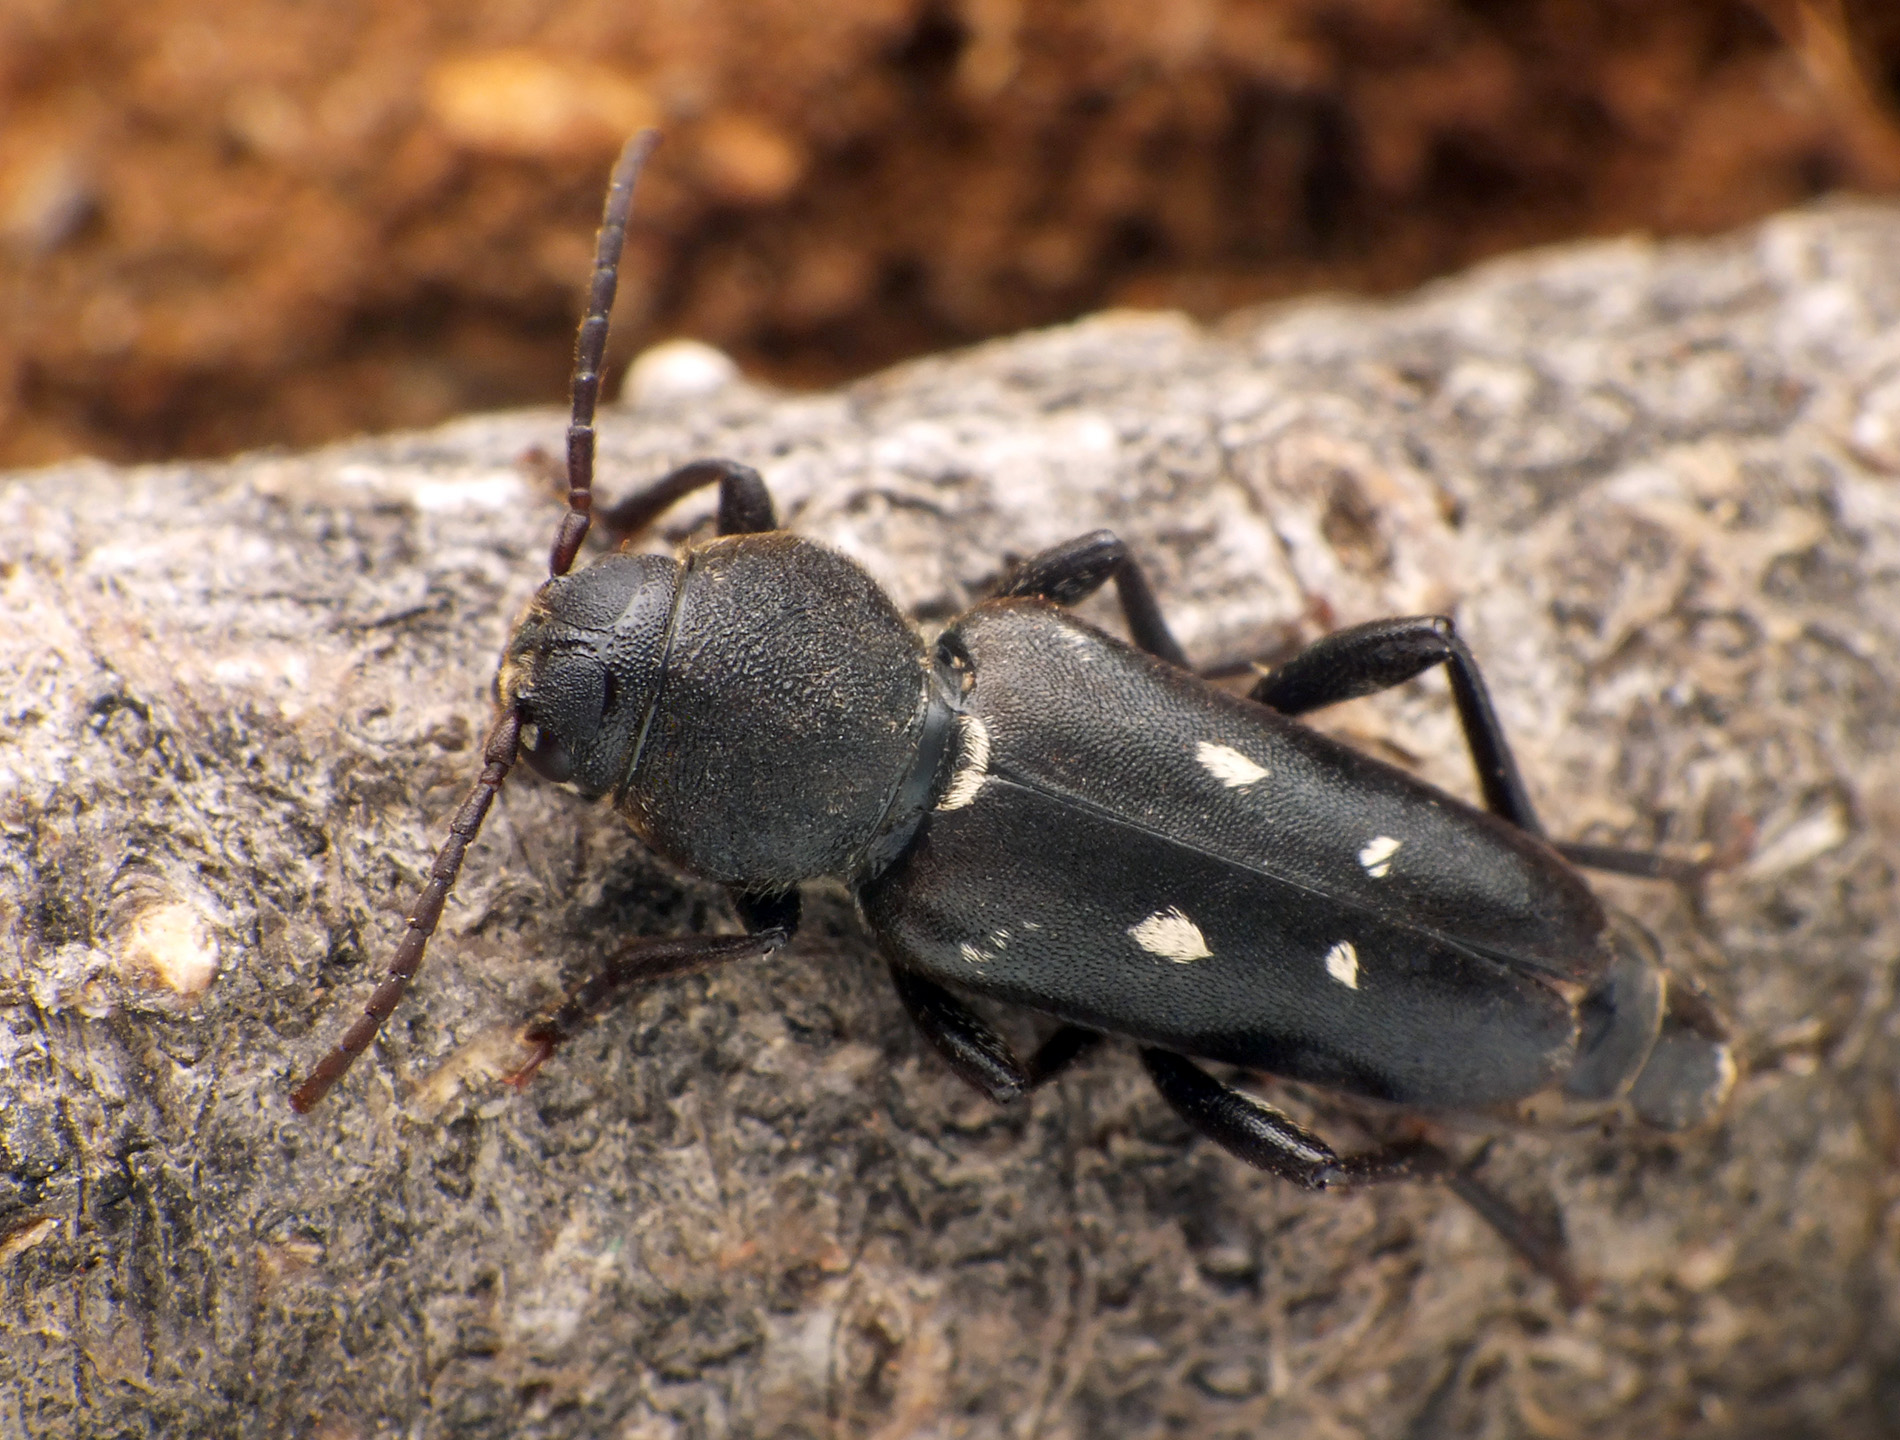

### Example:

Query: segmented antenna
xmin=291 ymin=131 xmax=660 ymax=1111
xmin=289 ymin=713 xmax=521 ymax=1112
xmin=551 ymin=128 xmax=661 ymax=579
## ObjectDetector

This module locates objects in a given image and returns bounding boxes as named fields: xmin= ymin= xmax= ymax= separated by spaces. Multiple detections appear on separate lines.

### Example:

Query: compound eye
xmin=936 ymin=635 xmax=975 ymax=696
xmin=517 ymin=714 xmax=575 ymax=783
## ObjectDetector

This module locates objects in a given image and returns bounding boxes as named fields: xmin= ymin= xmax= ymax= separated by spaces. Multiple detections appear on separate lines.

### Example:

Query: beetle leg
xmin=594 ymin=457 xmax=779 ymax=542
xmin=1139 ymin=1049 xmax=1452 ymax=1189
xmin=730 ymin=886 xmax=802 ymax=935
xmin=1001 ymin=531 xmax=1190 ymax=668
xmin=1146 ymin=1051 xmax=1591 ymax=1300
xmin=507 ymin=921 xmax=794 ymax=1086
xmin=1141 ymin=1049 xmax=1342 ymax=1189
xmin=1444 ymin=1162 xmax=1588 ymax=1307
xmin=888 ymin=964 xmax=1102 ymax=1105
xmin=1551 ymin=840 xmax=1707 ymax=884
xmin=1249 ymin=615 xmax=1545 ymax=835
xmin=1023 ymin=1023 xmax=1104 ymax=1088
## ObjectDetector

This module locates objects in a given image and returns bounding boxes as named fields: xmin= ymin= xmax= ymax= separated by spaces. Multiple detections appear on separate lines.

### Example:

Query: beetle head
xmin=498 ymin=551 xmax=678 ymax=799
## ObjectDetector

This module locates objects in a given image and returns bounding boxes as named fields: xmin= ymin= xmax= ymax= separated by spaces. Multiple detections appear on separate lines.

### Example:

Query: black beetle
xmin=294 ymin=133 xmax=1734 ymax=1292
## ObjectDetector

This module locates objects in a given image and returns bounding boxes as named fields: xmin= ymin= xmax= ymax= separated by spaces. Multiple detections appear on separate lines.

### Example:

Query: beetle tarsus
xmin=515 ymin=927 xmax=795 ymax=1078
xmin=504 ymin=1035 xmax=558 ymax=1089
xmin=1445 ymin=1160 xmax=1589 ymax=1308
xmin=1142 ymin=1054 xmax=1588 ymax=1296
xmin=1327 ymin=1138 xmax=1453 ymax=1187
xmin=1555 ymin=840 xmax=1707 ymax=884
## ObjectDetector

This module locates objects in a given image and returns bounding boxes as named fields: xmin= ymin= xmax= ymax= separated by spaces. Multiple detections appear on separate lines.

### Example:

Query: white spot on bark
xmin=622 ymin=338 xmax=740 ymax=407
xmin=1358 ymin=835 xmax=1402 ymax=878
xmin=936 ymin=714 xmax=992 ymax=810
xmin=121 ymin=902 xmax=221 ymax=997
xmin=1324 ymin=940 xmax=1359 ymax=990
xmin=1196 ymin=741 xmax=1269 ymax=788
xmin=0 ymin=1216 xmax=57 ymax=1266
xmin=1128 ymin=907 xmax=1213 ymax=963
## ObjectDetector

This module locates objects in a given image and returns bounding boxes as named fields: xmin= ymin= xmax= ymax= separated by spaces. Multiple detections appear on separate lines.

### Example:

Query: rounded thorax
xmin=620 ymin=532 xmax=934 ymax=888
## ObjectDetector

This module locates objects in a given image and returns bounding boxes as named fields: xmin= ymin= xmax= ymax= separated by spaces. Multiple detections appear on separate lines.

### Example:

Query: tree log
xmin=4 ymin=204 xmax=1899 ymax=1439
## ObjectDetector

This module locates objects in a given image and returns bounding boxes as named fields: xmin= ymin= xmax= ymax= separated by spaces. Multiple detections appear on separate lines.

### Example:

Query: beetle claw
xmin=505 ymin=1032 xmax=558 ymax=1089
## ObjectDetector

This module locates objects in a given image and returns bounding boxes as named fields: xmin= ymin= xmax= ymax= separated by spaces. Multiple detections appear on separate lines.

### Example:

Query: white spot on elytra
xmin=1196 ymin=741 xmax=1270 ymax=788
xmin=1324 ymin=940 xmax=1359 ymax=990
xmin=960 ymin=926 xmax=1019 ymax=966
xmin=936 ymin=715 xmax=992 ymax=810
xmin=1128 ymin=907 xmax=1213 ymax=963
xmin=1358 ymin=835 xmax=1402 ymax=879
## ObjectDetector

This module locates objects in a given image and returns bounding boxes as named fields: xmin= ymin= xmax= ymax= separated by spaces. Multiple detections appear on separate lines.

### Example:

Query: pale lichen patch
xmin=121 ymin=901 xmax=220 ymax=997
xmin=255 ymin=1239 xmax=325 ymax=1295
xmin=0 ymin=1217 xmax=58 ymax=1268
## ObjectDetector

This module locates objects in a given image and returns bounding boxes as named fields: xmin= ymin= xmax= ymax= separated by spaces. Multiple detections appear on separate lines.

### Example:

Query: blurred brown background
xmin=3 ymin=0 xmax=1898 ymax=469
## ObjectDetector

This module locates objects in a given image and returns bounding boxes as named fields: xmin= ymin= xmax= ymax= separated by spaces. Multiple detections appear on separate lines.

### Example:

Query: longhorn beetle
xmin=293 ymin=131 xmax=1735 ymax=1297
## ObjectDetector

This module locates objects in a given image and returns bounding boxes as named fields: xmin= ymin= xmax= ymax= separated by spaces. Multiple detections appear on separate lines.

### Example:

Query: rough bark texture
xmin=4 ymin=204 xmax=1900 ymax=1439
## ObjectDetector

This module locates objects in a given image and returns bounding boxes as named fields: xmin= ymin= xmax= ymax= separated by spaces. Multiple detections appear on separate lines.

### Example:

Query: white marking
xmin=1128 ymin=908 xmax=1213 ymax=963
xmin=622 ymin=338 xmax=740 ymax=407
xmin=1324 ymin=940 xmax=1360 ymax=990
xmin=1358 ymin=835 xmax=1402 ymax=879
xmin=122 ymin=901 xmax=221 ymax=996
xmin=959 ymin=927 xmax=1019 ymax=967
xmin=936 ymin=714 xmax=992 ymax=810
xmin=1197 ymin=741 xmax=1269 ymax=788
xmin=1712 ymin=1046 xmax=1738 ymax=1108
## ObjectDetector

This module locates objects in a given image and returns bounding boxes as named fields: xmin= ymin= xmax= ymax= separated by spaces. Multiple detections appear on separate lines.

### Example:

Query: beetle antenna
xmin=290 ymin=710 xmax=523 ymax=1112
xmin=550 ymin=128 xmax=661 ymax=579
xmin=292 ymin=134 xmax=659 ymax=1111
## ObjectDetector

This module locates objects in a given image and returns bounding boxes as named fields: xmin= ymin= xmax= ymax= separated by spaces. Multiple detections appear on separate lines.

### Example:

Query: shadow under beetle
xmin=293 ymin=132 xmax=1735 ymax=1295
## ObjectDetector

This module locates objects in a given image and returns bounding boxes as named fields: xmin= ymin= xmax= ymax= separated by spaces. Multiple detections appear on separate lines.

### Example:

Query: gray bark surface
xmin=3 ymin=203 xmax=1899 ymax=1439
